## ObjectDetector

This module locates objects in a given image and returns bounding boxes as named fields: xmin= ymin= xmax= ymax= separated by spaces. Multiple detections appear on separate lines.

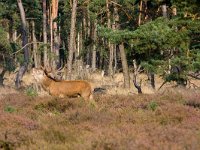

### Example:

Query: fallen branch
xmin=188 ymin=73 xmax=200 ymax=80
xmin=158 ymin=81 xmax=167 ymax=91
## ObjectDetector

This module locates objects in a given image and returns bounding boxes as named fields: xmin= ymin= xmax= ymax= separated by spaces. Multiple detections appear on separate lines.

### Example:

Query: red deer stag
xmin=32 ymin=68 xmax=93 ymax=100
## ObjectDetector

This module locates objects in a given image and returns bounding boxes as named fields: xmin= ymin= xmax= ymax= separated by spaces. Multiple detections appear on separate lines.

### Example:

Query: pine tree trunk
xmin=51 ymin=22 xmax=60 ymax=69
xmin=162 ymin=4 xmax=167 ymax=18
xmin=92 ymin=19 xmax=97 ymax=71
xmin=86 ymin=7 xmax=91 ymax=67
xmin=31 ymin=20 xmax=38 ymax=68
xmin=112 ymin=9 xmax=117 ymax=74
xmin=106 ymin=0 xmax=114 ymax=76
xmin=113 ymin=45 xmax=117 ymax=73
xmin=114 ymin=3 xmax=130 ymax=88
xmin=15 ymin=0 xmax=29 ymax=88
xmin=0 ymin=69 xmax=6 ymax=86
xmin=138 ymin=0 xmax=143 ymax=26
xmin=51 ymin=0 xmax=59 ymax=68
xmin=43 ymin=0 xmax=48 ymax=67
xmin=50 ymin=8 xmax=53 ymax=66
xmin=119 ymin=44 xmax=130 ymax=88
xmin=67 ymin=0 xmax=77 ymax=80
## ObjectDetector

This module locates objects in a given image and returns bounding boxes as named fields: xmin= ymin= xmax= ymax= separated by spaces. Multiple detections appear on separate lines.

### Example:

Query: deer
xmin=32 ymin=67 xmax=93 ymax=100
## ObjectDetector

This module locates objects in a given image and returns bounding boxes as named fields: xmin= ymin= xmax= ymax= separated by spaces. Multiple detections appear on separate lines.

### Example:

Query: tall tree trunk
xmin=138 ymin=0 xmax=143 ymax=26
xmin=67 ymin=0 xmax=77 ymax=80
xmin=112 ymin=7 xmax=117 ymax=74
xmin=52 ymin=0 xmax=60 ymax=69
xmin=53 ymin=26 xmax=60 ymax=68
xmin=106 ymin=0 xmax=114 ymax=76
xmin=0 ymin=69 xmax=6 ymax=86
xmin=119 ymin=44 xmax=130 ymax=88
xmin=15 ymin=0 xmax=29 ymax=88
xmin=114 ymin=4 xmax=130 ymax=88
xmin=161 ymin=4 xmax=167 ymax=18
xmin=43 ymin=0 xmax=48 ymax=67
xmin=86 ymin=7 xmax=91 ymax=66
xmin=50 ymin=5 xmax=53 ymax=66
xmin=92 ymin=19 xmax=97 ymax=71
xmin=31 ymin=20 xmax=38 ymax=68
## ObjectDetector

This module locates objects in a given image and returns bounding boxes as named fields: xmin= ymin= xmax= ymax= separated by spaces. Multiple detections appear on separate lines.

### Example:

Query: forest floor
xmin=0 ymin=86 xmax=200 ymax=150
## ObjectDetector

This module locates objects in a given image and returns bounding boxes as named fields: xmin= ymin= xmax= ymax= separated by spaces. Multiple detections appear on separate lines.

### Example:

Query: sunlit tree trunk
xmin=114 ymin=4 xmax=130 ymax=88
xmin=112 ymin=6 xmax=117 ymax=74
xmin=31 ymin=20 xmax=38 ymax=68
xmin=43 ymin=0 xmax=48 ymax=67
xmin=15 ymin=0 xmax=29 ymax=88
xmin=92 ymin=19 xmax=97 ymax=71
xmin=119 ymin=43 xmax=130 ymax=88
xmin=67 ymin=0 xmax=77 ymax=79
xmin=52 ymin=0 xmax=60 ymax=69
xmin=106 ymin=0 xmax=114 ymax=76
xmin=50 ymin=4 xmax=53 ymax=66
xmin=138 ymin=0 xmax=143 ymax=26
xmin=161 ymin=4 xmax=167 ymax=18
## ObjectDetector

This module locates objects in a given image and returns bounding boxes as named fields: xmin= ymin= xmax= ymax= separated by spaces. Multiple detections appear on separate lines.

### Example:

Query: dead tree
xmin=133 ymin=60 xmax=142 ymax=94
xmin=15 ymin=0 xmax=29 ymax=88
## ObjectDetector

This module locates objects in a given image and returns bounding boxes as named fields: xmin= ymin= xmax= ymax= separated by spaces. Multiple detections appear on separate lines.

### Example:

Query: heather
xmin=0 ymin=87 xmax=200 ymax=150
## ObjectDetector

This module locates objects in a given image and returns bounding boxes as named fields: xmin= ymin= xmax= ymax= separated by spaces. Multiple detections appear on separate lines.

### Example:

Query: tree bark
xmin=43 ymin=0 xmax=48 ymax=67
xmin=114 ymin=3 xmax=130 ymax=88
xmin=15 ymin=0 xmax=29 ymax=88
xmin=133 ymin=60 xmax=142 ymax=93
xmin=0 ymin=69 xmax=6 ymax=86
xmin=161 ymin=4 xmax=167 ymax=18
xmin=67 ymin=0 xmax=77 ymax=80
xmin=150 ymin=72 xmax=155 ymax=89
xmin=31 ymin=20 xmax=38 ymax=68
xmin=138 ymin=0 xmax=143 ymax=26
xmin=52 ymin=0 xmax=59 ymax=66
xmin=106 ymin=0 xmax=114 ymax=76
xmin=119 ymin=44 xmax=130 ymax=88
xmin=92 ymin=19 xmax=97 ymax=71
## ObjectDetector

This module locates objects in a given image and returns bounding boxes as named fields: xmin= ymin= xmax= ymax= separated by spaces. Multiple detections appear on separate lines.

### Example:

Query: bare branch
xmin=11 ymin=42 xmax=44 ymax=55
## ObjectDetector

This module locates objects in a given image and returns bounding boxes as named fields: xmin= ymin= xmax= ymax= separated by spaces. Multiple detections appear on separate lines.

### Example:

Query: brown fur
xmin=32 ymin=68 xmax=93 ymax=100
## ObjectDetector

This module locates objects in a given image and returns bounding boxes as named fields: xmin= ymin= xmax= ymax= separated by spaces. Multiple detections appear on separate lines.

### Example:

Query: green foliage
xmin=25 ymin=87 xmax=38 ymax=97
xmin=171 ymin=0 xmax=200 ymax=16
xmin=148 ymin=101 xmax=158 ymax=111
xmin=34 ymin=99 xmax=73 ymax=114
xmin=4 ymin=105 xmax=16 ymax=113
xmin=0 ymin=26 xmax=12 ymax=52
xmin=99 ymin=15 xmax=200 ymax=85
xmin=141 ymin=59 xmax=166 ymax=74
xmin=89 ymin=0 xmax=106 ymax=15
xmin=131 ymin=18 xmax=190 ymax=54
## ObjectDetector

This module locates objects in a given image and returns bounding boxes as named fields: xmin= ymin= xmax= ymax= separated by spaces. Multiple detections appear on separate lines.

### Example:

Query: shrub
xmin=148 ymin=101 xmax=158 ymax=111
xmin=4 ymin=105 xmax=16 ymax=113
xmin=25 ymin=87 xmax=38 ymax=97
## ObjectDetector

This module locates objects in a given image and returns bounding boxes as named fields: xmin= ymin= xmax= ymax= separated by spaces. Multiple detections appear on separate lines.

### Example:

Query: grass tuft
xmin=4 ymin=105 xmax=16 ymax=113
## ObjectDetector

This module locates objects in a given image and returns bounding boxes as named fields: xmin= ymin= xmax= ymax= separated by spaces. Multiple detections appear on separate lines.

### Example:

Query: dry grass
xmin=0 ymin=87 xmax=200 ymax=150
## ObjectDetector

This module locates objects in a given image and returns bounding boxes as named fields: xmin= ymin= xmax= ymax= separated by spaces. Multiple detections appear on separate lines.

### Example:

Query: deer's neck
xmin=42 ymin=76 xmax=54 ymax=88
